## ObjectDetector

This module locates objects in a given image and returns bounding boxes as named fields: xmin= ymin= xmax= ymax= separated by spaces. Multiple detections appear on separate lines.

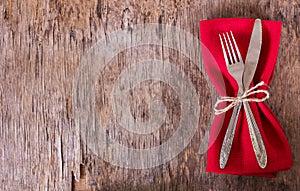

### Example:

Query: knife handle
xmin=220 ymin=102 xmax=242 ymax=169
xmin=244 ymin=101 xmax=267 ymax=168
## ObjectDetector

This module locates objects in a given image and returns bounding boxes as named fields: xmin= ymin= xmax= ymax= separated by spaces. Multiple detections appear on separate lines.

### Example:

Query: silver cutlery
xmin=243 ymin=19 xmax=267 ymax=168
xmin=218 ymin=19 xmax=267 ymax=169
xmin=219 ymin=31 xmax=245 ymax=169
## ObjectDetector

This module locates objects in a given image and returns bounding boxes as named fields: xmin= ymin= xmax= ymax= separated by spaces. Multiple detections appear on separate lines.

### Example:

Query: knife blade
xmin=243 ymin=19 xmax=263 ymax=89
xmin=243 ymin=18 xmax=267 ymax=168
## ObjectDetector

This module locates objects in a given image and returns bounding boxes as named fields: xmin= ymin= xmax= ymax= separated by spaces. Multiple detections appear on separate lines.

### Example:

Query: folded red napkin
xmin=200 ymin=18 xmax=293 ymax=177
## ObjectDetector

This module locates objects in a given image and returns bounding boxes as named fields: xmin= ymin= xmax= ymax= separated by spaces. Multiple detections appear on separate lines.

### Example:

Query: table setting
xmin=200 ymin=18 xmax=293 ymax=177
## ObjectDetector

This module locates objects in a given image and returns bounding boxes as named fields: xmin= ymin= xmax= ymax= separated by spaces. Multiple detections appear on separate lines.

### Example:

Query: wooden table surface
xmin=0 ymin=0 xmax=299 ymax=190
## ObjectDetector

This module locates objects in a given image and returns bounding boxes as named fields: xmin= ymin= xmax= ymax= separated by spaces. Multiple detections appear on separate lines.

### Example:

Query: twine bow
xmin=214 ymin=81 xmax=269 ymax=115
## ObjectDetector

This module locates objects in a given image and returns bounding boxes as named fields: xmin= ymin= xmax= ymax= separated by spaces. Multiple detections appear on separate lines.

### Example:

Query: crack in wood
xmin=72 ymin=164 xmax=87 ymax=191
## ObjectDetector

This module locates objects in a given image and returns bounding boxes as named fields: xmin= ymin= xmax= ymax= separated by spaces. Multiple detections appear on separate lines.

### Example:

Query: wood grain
xmin=0 ymin=0 xmax=299 ymax=190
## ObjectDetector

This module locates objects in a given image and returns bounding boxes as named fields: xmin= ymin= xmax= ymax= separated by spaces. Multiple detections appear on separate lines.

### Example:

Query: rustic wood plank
xmin=0 ymin=0 xmax=299 ymax=191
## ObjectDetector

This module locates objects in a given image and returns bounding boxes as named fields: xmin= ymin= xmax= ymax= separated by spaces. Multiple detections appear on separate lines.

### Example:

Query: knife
xmin=243 ymin=18 xmax=267 ymax=168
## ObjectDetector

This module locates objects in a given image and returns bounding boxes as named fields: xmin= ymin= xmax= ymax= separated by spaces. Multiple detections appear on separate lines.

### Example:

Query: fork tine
xmin=230 ymin=31 xmax=243 ymax=63
xmin=219 ymin=34 xmax=229 ymax=66
xmin=226 ymin=32 xmax=237 ymax=63
xmin=222 ymin=33 xmax=233 ymax=65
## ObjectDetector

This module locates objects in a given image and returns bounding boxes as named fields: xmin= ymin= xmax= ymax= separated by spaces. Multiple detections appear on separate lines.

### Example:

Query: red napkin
xmin=200 ymin=18 xmax=293 ymax=177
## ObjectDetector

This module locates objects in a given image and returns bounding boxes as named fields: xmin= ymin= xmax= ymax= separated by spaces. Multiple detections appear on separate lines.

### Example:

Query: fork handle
xmin=244 ymin=102 xmax=267 ymax=168
xmin=219 ymin=102 xmax=242 ymax=169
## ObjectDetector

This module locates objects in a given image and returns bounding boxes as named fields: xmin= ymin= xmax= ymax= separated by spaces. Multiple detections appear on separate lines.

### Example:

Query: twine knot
xmin=214 ymin=81 xmax=269 ymax=115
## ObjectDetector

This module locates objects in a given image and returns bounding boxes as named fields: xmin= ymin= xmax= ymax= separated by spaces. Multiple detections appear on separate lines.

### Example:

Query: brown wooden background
xmin=0 ymin=0 xmax=299 ymax=190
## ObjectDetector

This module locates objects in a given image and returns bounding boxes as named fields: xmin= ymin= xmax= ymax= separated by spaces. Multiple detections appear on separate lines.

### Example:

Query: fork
xmin=219 ymin=31 xmax=245 ymax=169
xmin=219 ymin=31 xmax=267 ymax=169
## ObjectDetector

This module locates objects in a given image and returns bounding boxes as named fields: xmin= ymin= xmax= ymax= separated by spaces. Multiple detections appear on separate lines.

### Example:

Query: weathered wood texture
xmin=0 ymin=0 xmax=299 ymax=190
